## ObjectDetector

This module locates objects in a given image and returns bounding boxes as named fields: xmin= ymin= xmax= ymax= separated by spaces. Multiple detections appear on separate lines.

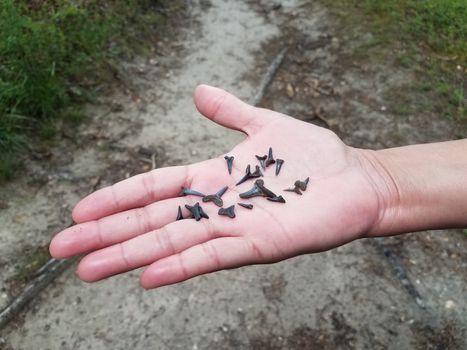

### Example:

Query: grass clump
xmin=326 ymin=0 xmax=466 ymax=120
xmin=0 ymin=0 xmax=166 ymax=181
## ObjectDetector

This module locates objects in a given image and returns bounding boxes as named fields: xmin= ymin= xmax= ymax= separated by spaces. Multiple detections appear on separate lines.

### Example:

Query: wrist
xmin=356 ymin=140 xmax=467 ymax=236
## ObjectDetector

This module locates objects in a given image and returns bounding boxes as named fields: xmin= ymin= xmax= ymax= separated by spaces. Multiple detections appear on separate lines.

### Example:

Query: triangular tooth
xmin=218 ymin=205 xmax=236 ymax=218
xmin=275 ymin=159 xmax=284 ymax=176
xmin=224 ymin=156 xmax=234 ymax=174
xmin=265 ymin=147 xmax=275 ymax=167
xmin=176 ymin=206 xmax=184 ymax=220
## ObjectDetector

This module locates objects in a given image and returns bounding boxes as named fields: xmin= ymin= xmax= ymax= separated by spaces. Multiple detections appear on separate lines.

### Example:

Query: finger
xmin=50 ymin=195 xmax=202 ymax=259
xmin=72 ymin=165 xmax=189 ymax=223
xmin=140 ymin=237 xmax=263 ymax=289
xmin=76 ymin=217 xmax=241 ymax=282
xmin=194 ymin=85 xmax=279 ymax=135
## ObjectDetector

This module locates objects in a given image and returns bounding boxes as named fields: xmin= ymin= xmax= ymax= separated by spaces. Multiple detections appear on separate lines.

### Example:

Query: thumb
xmin=194 ymin=84 xmax=271 ymax=134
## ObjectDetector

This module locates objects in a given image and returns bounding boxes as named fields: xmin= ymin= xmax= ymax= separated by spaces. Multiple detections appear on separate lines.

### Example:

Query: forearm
xmin=360 ymin=139 xmax=467 ymax=236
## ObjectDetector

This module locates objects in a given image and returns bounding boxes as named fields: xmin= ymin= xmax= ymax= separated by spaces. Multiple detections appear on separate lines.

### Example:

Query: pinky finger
xmin=140 ymin=237 xmax=262 ymax=289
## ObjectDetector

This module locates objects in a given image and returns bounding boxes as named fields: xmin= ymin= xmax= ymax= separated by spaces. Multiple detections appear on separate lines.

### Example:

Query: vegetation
xmin=0 ymin=0 xmax=166 ymax=181
xmin=326 ymin=0 xmax=466 ymax=121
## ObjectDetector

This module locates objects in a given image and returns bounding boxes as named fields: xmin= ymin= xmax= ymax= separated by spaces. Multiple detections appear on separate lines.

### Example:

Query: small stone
xmin=445 ymin=300 xmax=455 ymax=309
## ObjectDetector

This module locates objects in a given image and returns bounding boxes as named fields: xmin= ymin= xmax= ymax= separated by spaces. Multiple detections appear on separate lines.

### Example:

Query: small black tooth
xmin=180 ymin=187 xmax=206 ymax=197
xmin=176 ymin=206 xmax=184 ymax=220
xmin=265 ymin=147 xmax=275 ymax=167
xmin=185 ymin=202 xmax=205 ymax=221
xmin=218 ymin=205 xmax=236 ymax=218
xmin=256 ymin=155 xmax=267 ymax=170
xmin=239 ymin=184 xmax=263 ymax=198
xmin=224 ymin=156 xmax=234 ymax=174
xmin=295 ymin=177 xmax=310 ymax=191
xmin=255 ymin=179 xmax=277 ymax=198
xmin=275 ymin=159 xmax=284 ymax=176
xmin=235 ymin=165 xmax=252 ymax=186
xmin=267 ymin=195 xmax=286 ymax=203
xmin=250 ymin=165 xmax=263 ymax=177
xmin=202 ymin=186 xmax=228 ymax=207
xmin=202 ymin=195 xmax=223 ymax=207
xmin=216 ymin=186 xmax=229 ymax=197
xmin=238 ymin=203 xmax=253 ymax=209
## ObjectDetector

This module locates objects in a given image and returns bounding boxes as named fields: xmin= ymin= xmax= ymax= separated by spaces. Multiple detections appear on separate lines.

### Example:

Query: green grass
xmin=0 ymin=0 xmax=167 ymax=181
xmin=325 ymin=0 xmax=466 ymax=120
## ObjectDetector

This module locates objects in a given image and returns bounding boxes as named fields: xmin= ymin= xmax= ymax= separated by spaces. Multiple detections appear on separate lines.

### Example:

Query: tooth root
xmin=239 ymin=185 xmax=262 ymax=198
xmin=218 ymin=205 xmax=236 ymax=218
xmin=202 ymin=195 xmax=223 ymax=207
xmin=275 ymin=159 xmax=284 ymax=176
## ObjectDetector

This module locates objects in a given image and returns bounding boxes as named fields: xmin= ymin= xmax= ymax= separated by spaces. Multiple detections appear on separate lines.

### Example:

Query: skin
xmin=49 ymin=85 xmax=467 ymax=289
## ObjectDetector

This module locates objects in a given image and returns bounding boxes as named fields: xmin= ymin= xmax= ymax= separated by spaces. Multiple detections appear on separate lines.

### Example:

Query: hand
xmin=49 ymin=85 xmax=386 ymax=289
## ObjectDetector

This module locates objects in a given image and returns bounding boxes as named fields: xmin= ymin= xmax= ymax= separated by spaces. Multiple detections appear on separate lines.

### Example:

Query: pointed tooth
xmin=224 ymin=156 xmax=234 ymax=174
xmin=218 ymin=205 xmax=236 ymax=218
xmin=216 ymin=186 xmax=229 ymax=197
xmin=176 ymin=206 xmax=184 ymax=220
xmin=275 ymin=159 xmax=284 ymax=176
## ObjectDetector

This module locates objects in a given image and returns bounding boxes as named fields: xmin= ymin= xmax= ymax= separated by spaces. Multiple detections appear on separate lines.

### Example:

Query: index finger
xmin=72 ymin=165 xmax=189 ymax=223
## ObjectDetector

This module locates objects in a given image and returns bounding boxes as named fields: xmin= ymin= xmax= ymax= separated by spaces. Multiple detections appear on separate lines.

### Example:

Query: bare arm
xmin=359 ymin=140 xmax=467 ymax=236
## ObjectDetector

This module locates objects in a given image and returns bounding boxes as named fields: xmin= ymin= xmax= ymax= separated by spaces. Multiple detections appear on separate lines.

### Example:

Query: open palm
xmin=50 ymin=85 xmax=383 ymax=289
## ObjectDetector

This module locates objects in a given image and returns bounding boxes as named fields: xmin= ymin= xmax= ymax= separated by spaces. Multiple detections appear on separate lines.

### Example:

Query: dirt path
xmin=1 ymin=1 xmax=465 ymax=349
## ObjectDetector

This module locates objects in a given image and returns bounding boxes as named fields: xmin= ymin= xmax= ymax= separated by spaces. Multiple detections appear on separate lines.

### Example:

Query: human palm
xmin=50 ymin=85 xmax=382 ymax=289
